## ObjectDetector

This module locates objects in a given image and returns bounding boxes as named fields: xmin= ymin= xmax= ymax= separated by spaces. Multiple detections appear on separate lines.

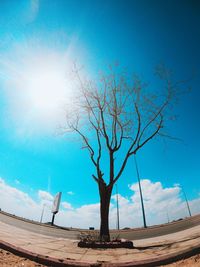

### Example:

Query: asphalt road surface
xmin=0 ymin=211 xmax=81 ymax=239
xmin=0 ymin=211 xmax=200 ymax=240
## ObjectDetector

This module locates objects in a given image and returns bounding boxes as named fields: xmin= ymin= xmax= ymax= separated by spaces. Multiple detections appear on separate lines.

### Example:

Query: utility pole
xmin=166 ymin=209 xmax=170 ymax=223
xmin=134 ymin=155 xmax=147 ymax=228
xmin=40 ymin=204 xmax=46 ymax=224
xmin=182 ymin=188 xmax=192 ymax=217
xmin=116 ymin=184 xmax=120 ymax=230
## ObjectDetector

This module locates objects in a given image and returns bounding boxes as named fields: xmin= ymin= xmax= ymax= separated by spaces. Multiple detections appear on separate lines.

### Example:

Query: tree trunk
xmin=99 ymin=182 xmax=113 ymax=241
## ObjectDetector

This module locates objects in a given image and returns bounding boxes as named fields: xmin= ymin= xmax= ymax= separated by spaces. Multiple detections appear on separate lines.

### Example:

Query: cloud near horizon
xmin=0 ymin=177 xmax=200 ymax=229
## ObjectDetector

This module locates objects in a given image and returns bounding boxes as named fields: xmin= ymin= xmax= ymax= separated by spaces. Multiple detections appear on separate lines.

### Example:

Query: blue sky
xmin=0 ymin=0 xmax=199 ymax=227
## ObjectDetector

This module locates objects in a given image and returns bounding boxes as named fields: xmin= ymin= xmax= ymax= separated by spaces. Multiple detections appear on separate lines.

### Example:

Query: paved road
xmin=0 ymin=211 xmax=81 ymax=239
xmin=115 ymin=214 xmax=200 ymax=240
xmin=0 ymin=211 xmax=200 ymax=240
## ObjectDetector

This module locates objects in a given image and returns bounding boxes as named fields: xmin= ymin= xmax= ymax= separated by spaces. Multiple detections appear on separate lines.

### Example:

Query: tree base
xmin=78 ymin=239 xmax=134 ymax=249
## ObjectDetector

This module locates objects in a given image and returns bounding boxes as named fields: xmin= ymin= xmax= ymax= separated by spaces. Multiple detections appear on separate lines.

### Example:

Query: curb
xmin=0 ymin=240 xmax=88 ymax=267
xmin=1 ymin=240 xmax=200 ymax=267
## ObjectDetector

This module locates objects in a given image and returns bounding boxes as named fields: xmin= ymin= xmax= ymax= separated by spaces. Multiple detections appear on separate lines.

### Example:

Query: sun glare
xmin=24 ymin=65 xmax=70 ymax=113
xmin=2 ymin=46 xmax=80 ymax=135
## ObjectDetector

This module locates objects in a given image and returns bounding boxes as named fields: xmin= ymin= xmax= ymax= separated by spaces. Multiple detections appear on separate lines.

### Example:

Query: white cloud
xmin=129 ymin=179 xmax=182 ymax=223
xmin=0 ymin=177 xmax=200 ymax=229
xmin=38 ymin=190 xmax=54 ymax=202
xmin=0 ymin=178 xmax=40 ymax=221
xmin=61 ymin=201 xmax=73 ymax=210
xmin=110 ymin=179 xmax=196 ymax=227
xmin=67 ymin=191 xmax=74 ymax=195
xmin=111 ymin=194 xmax=130 ymax=206
xmin=37 ymin=190 xmax=54 ymax=216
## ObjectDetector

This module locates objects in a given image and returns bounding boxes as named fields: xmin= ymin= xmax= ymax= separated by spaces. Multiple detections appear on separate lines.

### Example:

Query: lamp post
xmin=40 ymin=203 xmax=46 ymax=224
xmin=116 ymin=184 xmax=120 ymax=230
xmin=134 ymin=155 xmax=147 ymax=228
xmin=182 ymin=188 xmax=192 ymax=217
xmin=166 ymin=209 xmax=170 ymax=223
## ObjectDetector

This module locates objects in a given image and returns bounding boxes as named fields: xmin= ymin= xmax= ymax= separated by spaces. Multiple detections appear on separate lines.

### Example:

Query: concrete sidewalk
xmin=0 ymin=221 xmax=200 ymax=266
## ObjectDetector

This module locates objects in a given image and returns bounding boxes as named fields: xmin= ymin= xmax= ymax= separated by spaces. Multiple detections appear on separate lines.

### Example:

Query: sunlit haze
xmin=1 ymin=45 xmax=78 ymax=136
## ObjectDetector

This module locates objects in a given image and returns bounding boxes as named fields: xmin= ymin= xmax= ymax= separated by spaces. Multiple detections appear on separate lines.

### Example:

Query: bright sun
xmin=2 ymin=45 xmax=80 ymax=135
xmin=24 ymin=65 xmax=69 ymax=113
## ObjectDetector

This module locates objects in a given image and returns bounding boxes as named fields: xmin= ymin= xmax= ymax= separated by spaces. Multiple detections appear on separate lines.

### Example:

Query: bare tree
xmin=63 ymin=64 xmax=183 ymax=241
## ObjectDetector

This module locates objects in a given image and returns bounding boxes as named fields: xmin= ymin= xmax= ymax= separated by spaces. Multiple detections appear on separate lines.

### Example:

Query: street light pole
xmin=182 ymin=188 xmax=192 ymax=217
xmin=166 ymin=209 xmax=170 ymax=223
xmin=116 ymin=184 xmax=120 ymax=230
xmin=134 ymin=155 xmax=147 ymax=228
xmin=40 ymin=204 xmax=46 ymax=224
